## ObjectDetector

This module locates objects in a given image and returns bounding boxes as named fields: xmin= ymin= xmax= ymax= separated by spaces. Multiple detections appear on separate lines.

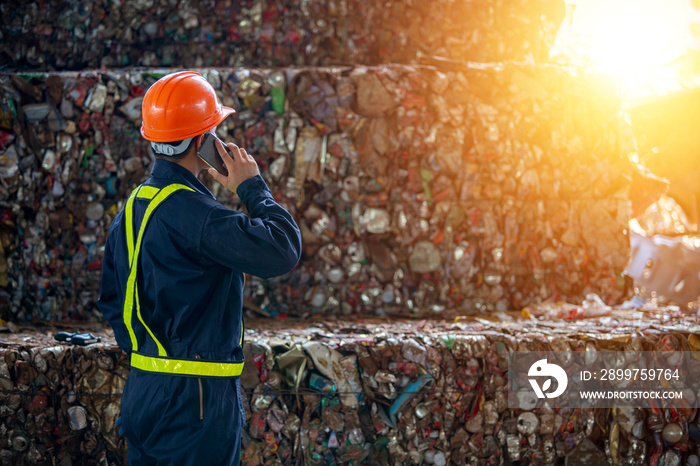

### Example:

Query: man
xmin=97 ymin=71 xmax=301 ymax=465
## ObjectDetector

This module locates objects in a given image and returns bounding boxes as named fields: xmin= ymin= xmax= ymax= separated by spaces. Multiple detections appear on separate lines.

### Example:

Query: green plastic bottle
xmin=268 ymin=71 xmax=286 ymax=115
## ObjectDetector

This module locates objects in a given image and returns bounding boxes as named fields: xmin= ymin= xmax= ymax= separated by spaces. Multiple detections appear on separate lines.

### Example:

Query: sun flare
xmin=552 ymin=0 xmax=698 ymax=98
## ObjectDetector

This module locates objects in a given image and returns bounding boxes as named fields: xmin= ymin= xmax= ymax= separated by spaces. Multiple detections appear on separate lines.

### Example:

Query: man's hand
xmin=208 ymin=140 xmax=260 ymax=195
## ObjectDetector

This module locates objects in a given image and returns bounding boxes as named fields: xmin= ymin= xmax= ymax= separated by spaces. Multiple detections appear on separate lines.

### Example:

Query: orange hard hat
xmin=140 ymin=71 xmax=235 ymax=142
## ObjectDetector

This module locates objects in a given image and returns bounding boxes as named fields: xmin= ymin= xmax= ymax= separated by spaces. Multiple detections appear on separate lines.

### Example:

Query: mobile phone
xmin=197 ymin=132 xmax=229 ymax=176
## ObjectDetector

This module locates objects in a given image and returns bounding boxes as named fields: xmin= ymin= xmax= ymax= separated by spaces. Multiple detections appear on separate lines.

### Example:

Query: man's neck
xmin=176 ymin=152 xmax=207 ymax=178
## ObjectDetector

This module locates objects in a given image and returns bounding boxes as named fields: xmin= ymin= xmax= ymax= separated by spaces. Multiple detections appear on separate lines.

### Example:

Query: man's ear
xmin=195 ymin=133 xmax=205 ymax=152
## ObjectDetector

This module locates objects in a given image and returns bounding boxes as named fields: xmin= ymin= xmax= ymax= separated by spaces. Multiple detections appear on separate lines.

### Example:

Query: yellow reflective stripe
xmin=123 ymin=183 xmax=194 ymax=354
xmin=240 ymin=275 xmax=246 ymax=346
xmin=135 ymin=286 xmax=167 ymax=357
xmin=125 ymin=185 xmax=160 ymax=266
xmin=125 ymin=187 xmax=141 ymax=267
xmin=136 ymin=186 xmax=159 ymax=200
xmin=131 ymin=353 xmax=244 ymax=377
xmin=123 ymin=187 xmax=141 ymax=351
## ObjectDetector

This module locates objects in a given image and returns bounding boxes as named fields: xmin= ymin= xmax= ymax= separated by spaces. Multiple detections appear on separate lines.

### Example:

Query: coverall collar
xmin=150 ymin=158 xmax=215 ymax=200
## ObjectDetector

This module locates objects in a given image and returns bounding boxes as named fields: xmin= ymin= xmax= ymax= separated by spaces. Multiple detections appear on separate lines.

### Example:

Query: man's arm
xmin=199 ymin=175 xmax=301 ymax=278
xmin=202 ymin=142 xmax=301 ymax=278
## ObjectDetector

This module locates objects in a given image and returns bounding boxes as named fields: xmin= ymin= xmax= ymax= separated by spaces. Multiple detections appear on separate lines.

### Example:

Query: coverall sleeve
xmin=96 ymin=213 xmax=132 ymax=353
xmin=198 ymin=174 xmax=302 ymax=278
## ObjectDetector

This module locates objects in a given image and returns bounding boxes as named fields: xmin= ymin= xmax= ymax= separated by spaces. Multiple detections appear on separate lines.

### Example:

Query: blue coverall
xmin=98 ymin=159 xmax=301 ymax=465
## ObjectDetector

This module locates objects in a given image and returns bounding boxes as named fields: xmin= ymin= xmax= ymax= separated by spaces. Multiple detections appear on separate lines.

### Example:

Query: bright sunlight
xmin=551 ymin=0 xmax=699 ymax=99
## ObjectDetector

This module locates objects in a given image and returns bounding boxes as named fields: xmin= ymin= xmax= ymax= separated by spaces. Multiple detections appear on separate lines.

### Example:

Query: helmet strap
xmin=151 ymin=137 xmax=194 ymax=156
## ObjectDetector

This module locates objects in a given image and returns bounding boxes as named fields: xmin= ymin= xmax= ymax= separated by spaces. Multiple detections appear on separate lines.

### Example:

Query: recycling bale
xmin=1 ymin=306 xmax=699 ymax=465
xmin=0 ymin=0 xmax=564 ymax=71
xmin=0 ymin=65 xmax=634 ymax=322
